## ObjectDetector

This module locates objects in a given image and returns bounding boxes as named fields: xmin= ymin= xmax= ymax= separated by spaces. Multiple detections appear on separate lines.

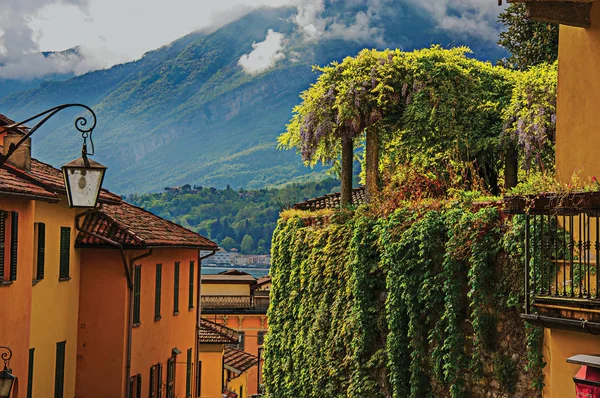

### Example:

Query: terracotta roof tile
xmin=76 ymin=202 xmax=218 ymax=250
xmin=293 ymin=186 xmax=366 ymax=211
xmin=199 ymin=319 xmax=239 ymax=344
xmin=224 ymin=346 xmax=259 ymax=374
xmin=223 ymin=389 xmax=238 ymax=398
xmin=0 ymin=165 xmax=58 ymax=201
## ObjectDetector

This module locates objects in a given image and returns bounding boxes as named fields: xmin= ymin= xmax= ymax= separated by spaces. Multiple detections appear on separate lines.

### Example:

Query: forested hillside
xmin=126 ymin=178 xmax=339 ymax=254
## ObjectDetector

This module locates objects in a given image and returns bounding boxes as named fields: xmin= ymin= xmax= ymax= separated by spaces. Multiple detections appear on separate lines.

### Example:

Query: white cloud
xmin=238 ymin=29 xmax=286 ymax=75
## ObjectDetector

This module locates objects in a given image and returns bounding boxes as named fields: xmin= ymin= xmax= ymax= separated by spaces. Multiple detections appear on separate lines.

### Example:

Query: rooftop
xmin=224 ymin=346 xmax=259 ymax=374
xmin=199 ymin=319 xmax=240 ymax=344
xmin=201 ymin=274 xmax=257 ymax=284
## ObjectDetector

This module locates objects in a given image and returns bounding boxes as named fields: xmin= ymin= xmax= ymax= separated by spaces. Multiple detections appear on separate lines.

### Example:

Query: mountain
xmin=0 ymin=4 xmax=507 ymax=194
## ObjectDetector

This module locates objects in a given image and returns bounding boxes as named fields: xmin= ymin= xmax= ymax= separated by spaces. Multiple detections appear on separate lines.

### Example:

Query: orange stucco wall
xmin=29 ymin=200 xmax=81 ymax=398
xmin=0 ymin=197 xmax=34 ymax=398
xmin=76 ymin=248 xmax=200 ymax=398
xmin=556 ymin=4 xmax=600 ymax=183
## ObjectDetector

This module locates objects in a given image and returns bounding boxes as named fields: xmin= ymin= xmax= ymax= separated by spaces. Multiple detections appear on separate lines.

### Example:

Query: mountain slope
xmin=0 ymin=4 xmax=507 ymax=194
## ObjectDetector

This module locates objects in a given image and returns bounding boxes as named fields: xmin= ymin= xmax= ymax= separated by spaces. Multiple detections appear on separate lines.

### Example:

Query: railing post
xmin=525 ymin=214 xmax=531 ymax=315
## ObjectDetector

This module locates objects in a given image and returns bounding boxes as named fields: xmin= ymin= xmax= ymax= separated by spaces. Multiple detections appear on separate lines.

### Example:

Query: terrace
xmin=504 ymin=192 xmax=600 ymax=334
xmin=201 ymin=295 xmax=270 ymax=313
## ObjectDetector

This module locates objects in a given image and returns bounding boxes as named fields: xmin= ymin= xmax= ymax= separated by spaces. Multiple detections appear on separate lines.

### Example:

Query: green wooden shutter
xmin=0 ymin=211 xmax=6 ymax=280
xmin=36 ymin=223 xmax=45 ymax=280
xmin=27 ymin=348 xmax=34 ymax=398
xmin=173 ymin=261 xmax=180 ymax=314
xmin=128 ymin=377 xmax=134 ymax=398
xmin=157 ymin=364 xmax=163 ymax=397
xmin=9 ymin=212 xmax=18 ymax=281
xmin=136 ymin=374 xmax=142 ymax=398
xmin=188 ymin=261 xmax=194 ymax=310
xmin=166 ymin=358 xmax=175 ymax=398
xmin=155 ymin=263 xmax=162 ymax=321
xmin=149 ymin=365 xmax=156 ymax=398
xmin=134 ymin=265 xmax=142 ymax=325
xmin=59 ymin=227 xmax=70 ymax=279
xmin=54 ymin=341 xmax=66 ymax=398
xmin=186 ymin=348 xmax=192 ymax=397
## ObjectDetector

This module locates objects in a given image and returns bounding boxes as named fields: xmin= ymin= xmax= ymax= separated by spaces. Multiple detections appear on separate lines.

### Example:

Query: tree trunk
xmin=340 ymin=136 xmax=354 ymax=208
xmin=505 ymin=143 xmax=519 ymax=190
xmin=365 ymin=126 xmax=380 ymax=203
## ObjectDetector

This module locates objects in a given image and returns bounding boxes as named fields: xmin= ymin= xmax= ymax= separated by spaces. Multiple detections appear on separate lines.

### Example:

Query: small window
xmin=34 ymin=223 xmax=45 ymax=281
xmin=258 ymin=331 xmax=267 ymax=346
xmin=0 ymin=211 xmax=6 ymax=281
xmin=186 ymin=348 xmax=192 ymax=398
xmin=59 ymin=227 xmax=70 ymax=280
xmin=237 ymin=331 xmax=245 ymax=351
xmin=196 ymin=361 xmax=202 ymax=396
xmin=155 ymin=263 xmax=162 ymax=321
xmin=9 ymin=212 xmax=18 ymax=281
xmin=149 ymin=363 xmax=163 ymax=398
xmin=27 ymin=348 xmax=34 ymax=398
xmin=129 ymin=374 xmax=142 ymax=398
xmin=173 ymin=261 xmax=180 ymax=314
xmin=133 ymin=265 xmax=142 ymax=326
xmin=166 ymin=357 xmax=176 ymax=398
xmin=188 ymin=261 xmax=195 ymax=310
xmin=54 ymin=341 xmax=66 ymax=398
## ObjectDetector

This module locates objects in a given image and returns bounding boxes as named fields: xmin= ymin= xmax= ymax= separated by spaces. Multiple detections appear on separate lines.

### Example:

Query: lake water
xmin=201 ymin=266 xmax=270 ymax=278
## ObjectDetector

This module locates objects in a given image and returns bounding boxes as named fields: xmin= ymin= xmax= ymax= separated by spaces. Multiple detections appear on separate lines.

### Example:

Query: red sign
xmin=575 ymin=366 xmax=600 ymax=398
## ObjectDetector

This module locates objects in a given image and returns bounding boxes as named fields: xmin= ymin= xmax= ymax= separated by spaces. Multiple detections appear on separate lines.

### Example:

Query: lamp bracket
xmin=0 ymin=346 xmax=12 ymax=371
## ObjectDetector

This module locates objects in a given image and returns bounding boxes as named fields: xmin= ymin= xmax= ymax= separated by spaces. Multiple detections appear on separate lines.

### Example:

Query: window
xmin=129 ymin=374 xmax=142 ymax=398
xmin=54 ymin=341 xmax=66 ymax=398
xmin=166 ymin=357 xmax=175 ymax=398
xmin=150 ymin=363 xmax=162 ymax=398
xmin=59 ymin=227 xmax=70 ymax=280
xmin=196 ymin=361 xmax=202 ymax=396
xmin=0 ymin=211 xmax=6 ymax=280
xmin=155 ymin=263 xmax=162 ymax=321
xmin=258 ymin=331 xmax=267 ymax=346
xmin=237 ymin=332 xmax=245 ymax=351
xmin=34 ymin=223 xmax=45 ymax=281
xmin=9 ymin=212 xmax=17 ymax=281
xmin=186 ymin=348 xmax=192 ymax=398
xmin=188 ymin=261 xmax=194 ymax=310
xmin=133 ymin=265 xmax=142 ymax=326
xmin=173 ymin=261 xmax=180 ymax=314
xmin=27 ymin=348 xmax=34 ymax=398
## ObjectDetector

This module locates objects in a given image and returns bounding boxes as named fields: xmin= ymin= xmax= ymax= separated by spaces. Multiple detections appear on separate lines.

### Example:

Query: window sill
xmin=173 ymin=311 xmax=180 ymax=316
xmin=133 ymin=322 xmax=140 ymax=328
xmin=32 ymin=279 xmax=41 ymax=286
xmin=154 ymin=315 xmax=162 ymax=322
xmin=189 ymin=307 xmax=194 ymax=311
xmin=59 ymin=277 xmax=71 ymax=282
xmin=0 ymin=281 xmax=13 ymax=287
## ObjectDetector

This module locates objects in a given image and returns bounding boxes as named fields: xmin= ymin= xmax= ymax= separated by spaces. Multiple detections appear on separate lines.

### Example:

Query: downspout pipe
xmin=195 ymin=250 xmax=216 ymax=398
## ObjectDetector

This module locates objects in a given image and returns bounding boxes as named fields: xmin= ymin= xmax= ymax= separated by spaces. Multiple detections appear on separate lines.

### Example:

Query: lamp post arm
xmin=0 ymin=103 xmax=97 ymax=168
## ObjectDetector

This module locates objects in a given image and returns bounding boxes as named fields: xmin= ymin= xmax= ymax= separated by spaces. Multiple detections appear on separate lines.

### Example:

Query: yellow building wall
xmin=29 ymin=200 xmax=81 ymax=398
xmin=556 ymin=4 xmax=600 ymax=183
xmin=227 ymin=371 xmax=249 ymax=398
xmin=202 ymin=283 xmax=250 ymax=296
xmin=199 ymin=346 xmax=224 ymax=398
xmin=0 ymin=197 xmax=35 ymax=398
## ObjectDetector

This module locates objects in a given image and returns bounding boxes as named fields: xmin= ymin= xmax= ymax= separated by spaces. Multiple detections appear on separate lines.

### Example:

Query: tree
xmin=498 ymin=3 xmax=559 ymax=71
xmin=221 ymin=236 xmax=237 ymax=251
xmin=241 ymin=234 xmax=255 ymax=254
xmin=257 ymin=238 xmax=268 ymax=254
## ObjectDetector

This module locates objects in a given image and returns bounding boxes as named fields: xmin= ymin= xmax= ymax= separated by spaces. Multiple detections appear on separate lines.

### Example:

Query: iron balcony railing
xmin=505 ymin=193 xmax=600 ymax=333
xmin=201 ymin=295 xmax=270 ymax=311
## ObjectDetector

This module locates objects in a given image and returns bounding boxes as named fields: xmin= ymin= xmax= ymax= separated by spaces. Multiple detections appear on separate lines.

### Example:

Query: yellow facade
xmin=226 ymin=370 xmax=249 ymax=398
xmin=29 ymin=200 xmax=81 ymax=398
xmin=199 ymin=346 xmax=224 ymax=398
xmin=202 ymin=283 xmax=249 ymax=296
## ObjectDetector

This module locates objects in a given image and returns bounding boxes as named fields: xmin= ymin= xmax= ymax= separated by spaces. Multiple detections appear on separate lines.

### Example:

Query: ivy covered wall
xmin=264 ymin=203 xmax=544 ymax=398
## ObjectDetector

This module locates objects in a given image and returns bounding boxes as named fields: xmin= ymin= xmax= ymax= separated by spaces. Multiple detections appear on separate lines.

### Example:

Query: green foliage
xmin=241 ymin=234 xmax=255 ymax=254
xmin=265 ymin=203 xmax=544 ymax=397
xmin=127 ymin=179 xmax=339 ymax=254
xmin=498 ymin=3 xmax=559 ymax=70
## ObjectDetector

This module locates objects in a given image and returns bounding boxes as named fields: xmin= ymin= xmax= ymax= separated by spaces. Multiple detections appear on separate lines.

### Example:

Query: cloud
xmin=405 ymin=0 xmax=506 ymax=42
xmin=238 ymin=29 xmax=286 ymax=75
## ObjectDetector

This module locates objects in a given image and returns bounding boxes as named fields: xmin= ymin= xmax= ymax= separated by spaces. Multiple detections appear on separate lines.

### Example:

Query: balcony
xmin=201 ymin=295 xmax=270 ymax=314
xmin=505 ymin=192 xmax=600 ymax=334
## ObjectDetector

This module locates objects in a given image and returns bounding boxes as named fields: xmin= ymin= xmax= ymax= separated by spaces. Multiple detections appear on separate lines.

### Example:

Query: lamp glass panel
xmin=63 ymin=167 xmax=104 ymax=208
xmin=0 ymin=377 xmax=13 ymax=397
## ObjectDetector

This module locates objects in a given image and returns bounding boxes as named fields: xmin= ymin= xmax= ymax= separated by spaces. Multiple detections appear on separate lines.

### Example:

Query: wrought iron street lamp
xmin=0 ymin=347 xmax=15 ymax=398
xmin=0 ymin=104 xmax=107 ymax=208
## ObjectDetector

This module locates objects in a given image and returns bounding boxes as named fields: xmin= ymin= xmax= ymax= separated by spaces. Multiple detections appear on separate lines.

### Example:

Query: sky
xmin=0 ymin=0 xmax=505 ymax=80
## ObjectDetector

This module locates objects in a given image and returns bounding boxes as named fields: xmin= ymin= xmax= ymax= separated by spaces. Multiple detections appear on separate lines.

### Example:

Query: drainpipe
xmin=75 ymin=209 xmax=151 ymax=398
xmin=195 ymin=250 xmax=216 ymax=398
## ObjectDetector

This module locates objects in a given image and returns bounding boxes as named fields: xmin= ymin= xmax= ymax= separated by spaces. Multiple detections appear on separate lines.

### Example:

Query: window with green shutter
xmin=149 ymin=364 xmax=158 ymax=398
xmin=134 ymin=265 xmax=142 ymax=326
xmin=166 ymin=357 xmax=175 ymax=398
xmin=186 ymin=348 xmax=192 ymax=398
xmin=9 ymin=212 xmax=18 ymax=281
xmin=157 ymin=363 xmax=163 ymax=398
xmin=173 ymin=261 xmax=180 ymax=315
xmin=35 ymin=223 xmax=46 ymax=280
xmin=59 ymin=227 xmax=70 ymax=280
xmin=129 ymin=374 xmax=142 ymax=398
xmin=155 ymin=263 xmax=162 ymax=321
xmin=54 ymin=341 xmax=66 ymax=398
xmin=0 ymin=211 xmax=6 ymax=281
xmin=27 ymin=348 xmax=34 ymax=398
xmin=188 ymin=261 xmax=194 ymax=310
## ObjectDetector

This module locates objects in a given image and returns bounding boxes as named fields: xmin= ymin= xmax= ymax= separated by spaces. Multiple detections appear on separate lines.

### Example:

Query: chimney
xmin=3 ymin=128 xmax=31 ymax=171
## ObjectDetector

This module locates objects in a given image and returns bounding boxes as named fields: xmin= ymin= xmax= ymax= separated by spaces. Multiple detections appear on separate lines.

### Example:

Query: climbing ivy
xmin=264 ymin=204 xmax=544 ymax=397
